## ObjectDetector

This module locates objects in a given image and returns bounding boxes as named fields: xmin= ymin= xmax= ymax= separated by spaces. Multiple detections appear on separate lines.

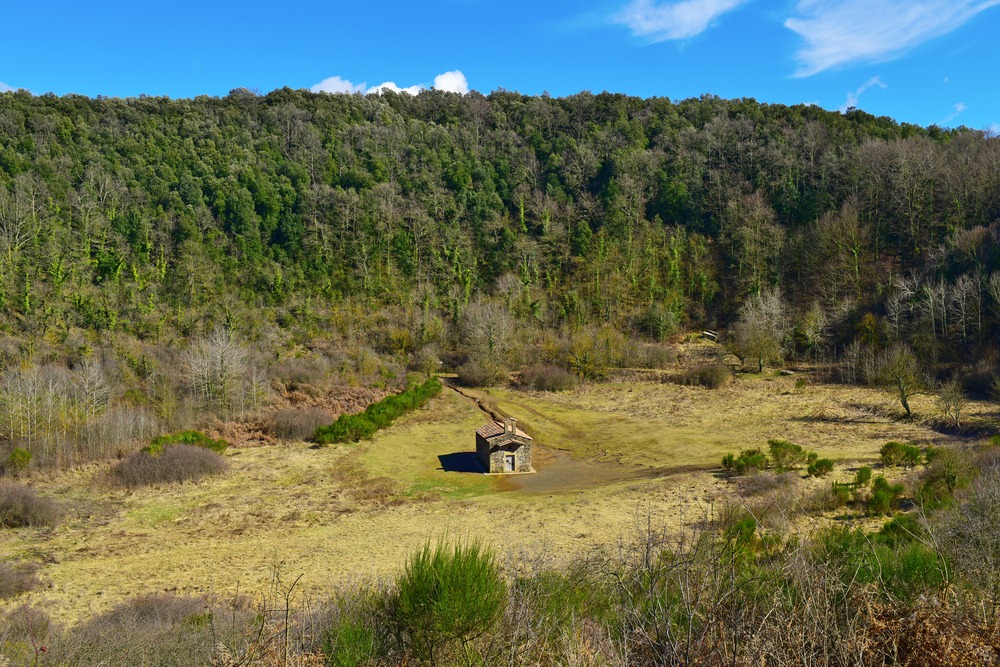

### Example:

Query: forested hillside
xmin=0 ymin=87 xmax=999 ymax=434
xmin=1 ymin=88 xmax=997 ymax=346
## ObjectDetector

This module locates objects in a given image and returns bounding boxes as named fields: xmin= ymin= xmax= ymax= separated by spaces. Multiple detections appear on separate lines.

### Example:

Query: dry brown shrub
xmin=633 ymin=342 xmax=679 ymax=369
xmin=106 ymin=444 xmax=227 ymax=489
xmin=0 ymin=481 xmax=61 ymax=527
xmin=866 ymin=599 xmax=1000 ymax=666
xmin=268 ymin=406 xmax=335 ymax=441
xmin=519 ymin=364 xmax=577 ymax=392
xmin=0 ymin=561 xmax=40 ymax=599
xmin=734 ymin=471 xmax=798 ymax=497
xmin=671 ymin=362 xmax=731 ymax=389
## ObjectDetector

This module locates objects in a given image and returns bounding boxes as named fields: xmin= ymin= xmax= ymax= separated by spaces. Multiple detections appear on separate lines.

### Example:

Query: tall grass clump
xmin=393 ymin=541 xmax=506 ymax=665
xmin=0 ymin=481 xmax=61 ymax=527
xmin=314 ymin=377 xmax=441 ymax=445
xmin=107 ymin=444 xmax=227 ymax=489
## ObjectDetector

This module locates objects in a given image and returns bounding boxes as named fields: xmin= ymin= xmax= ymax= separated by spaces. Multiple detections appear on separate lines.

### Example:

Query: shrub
xmin=855 ymin=466 xmax=873 ymax=486
xmin=314 ymin=378 xmax=441 ymax=445
xmin=393 ymin=541 xmax=506 ymax=664
xmin=269 ymin=406 xmax=335 ymax=441
xmin=634 ymin=343 xmax=678 ymax=369
xmin=880 ymin=442 xmax=923 ymax=468
xmin=807 ymin=458 xmax=835 ymax=477
xmin=0 ymin=561 xmax=40 ymax=599
xmin=4 ymin=447 xmax=32 ymax=475
xmin=519 ymin=364 xmax=577 ymax=392
xmin=679 ymin=363 xmax=731 ymax=389
xmin=145 ymin=430 xmax=228 ymax=455
xmin=869 ymin=476 xmax=904 ymax=515
xmin=722 ymin=449 xmax=769 ymax=476
xmin=768 ymin=439 xmax=808 ymax=471
xmin=735 ymin=471 xmax=797 ymax=497
xmin=0 ymin=481 xmax=61 ymax=527
xmin=324 ymin=619 xmax=377 ymax=667
xmin=916 ymin=448 xmax=974 ymax=509
xmin=831 ymin=482 xmax=852 ymax=506
xmin=107 ymin=444 xmax=227 ymax=489
xmin=456 ymin=359 xmax=504 ymax=388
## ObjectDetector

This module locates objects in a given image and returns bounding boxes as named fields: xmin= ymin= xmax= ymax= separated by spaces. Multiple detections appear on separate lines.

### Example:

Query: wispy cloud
xmin=940 ymin=102 xmax=968 ymax=125
xmin=786 ymin=0 xmax=1000 ymax=77
xmin=310 ymin=70 xmax=469 ymax=96
xmin=0 ymin=82 xmax=14 ymax=93
xmin=839 ymin=75 xmax=886 ymax=112
xmin=988 ymin=123 xmax=1000 ymax=137
xmin=614 ymin=0 xmax=747 ymax=42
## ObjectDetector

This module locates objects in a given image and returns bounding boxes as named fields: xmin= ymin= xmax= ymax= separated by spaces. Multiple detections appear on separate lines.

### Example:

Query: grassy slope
xmin=1 ymin=375 xmax=981 ymax=624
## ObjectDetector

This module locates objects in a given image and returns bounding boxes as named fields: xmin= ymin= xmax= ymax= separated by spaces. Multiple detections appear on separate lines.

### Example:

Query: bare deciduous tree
xmin=730 ymin=287 xmax=790 ymax=373
xmin=873 ymin=344 xmax=926 ymax=418
xmin=183 ymin=329 xmax=252 ymax=416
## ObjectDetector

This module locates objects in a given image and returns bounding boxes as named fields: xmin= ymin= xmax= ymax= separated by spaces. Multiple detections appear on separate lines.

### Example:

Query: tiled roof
xmin=475 ymin=420 xmax=532 ymax=440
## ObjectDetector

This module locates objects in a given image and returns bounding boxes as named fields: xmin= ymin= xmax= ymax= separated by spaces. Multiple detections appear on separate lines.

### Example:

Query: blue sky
xmin=2 ymin=0 xmax=998 ymax=131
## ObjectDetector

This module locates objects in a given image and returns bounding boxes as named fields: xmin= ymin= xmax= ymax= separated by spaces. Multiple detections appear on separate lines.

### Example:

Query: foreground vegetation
xmin=4 ymin=455 xmax=1000 ymax=665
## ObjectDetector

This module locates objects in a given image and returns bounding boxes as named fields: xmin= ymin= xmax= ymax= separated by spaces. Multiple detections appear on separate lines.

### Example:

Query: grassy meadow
xmin=1 ymin=370 xmax=986 ymax=625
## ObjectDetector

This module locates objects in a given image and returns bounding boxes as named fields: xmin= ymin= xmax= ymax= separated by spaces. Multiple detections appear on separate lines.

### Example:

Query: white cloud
xmin=937 ymin=102 xmax=967 ymax=125
xmin=367 ymin=81 xmax=424 ymax=95
xmin=433 ymin=70 xmax=469 ymax=94
xmin=0 ymin=82 xmax=14 ymax=93
xmin=614 ymin=0 xmax=746 ymax=42
xmin=786 ymin=0 xmax=1000 ymax=76
xmin=310 ymin=76 xmax=366 ymax=94
xmin=839 ymin=75 xmax=886 ymax=112
xmin=988 ymin=123 xmax=1000 ymax=137
xmin=309 ymin=70 xmax=469 ymax=96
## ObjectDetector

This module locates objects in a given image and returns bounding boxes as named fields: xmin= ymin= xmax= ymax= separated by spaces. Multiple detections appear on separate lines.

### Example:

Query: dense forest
xmin=0 ymin=87 xmax=998 ymax=465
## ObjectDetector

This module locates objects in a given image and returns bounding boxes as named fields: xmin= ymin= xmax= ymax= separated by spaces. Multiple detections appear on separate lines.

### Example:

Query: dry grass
xmin=0 ymin=370 xmax=991 ymax=626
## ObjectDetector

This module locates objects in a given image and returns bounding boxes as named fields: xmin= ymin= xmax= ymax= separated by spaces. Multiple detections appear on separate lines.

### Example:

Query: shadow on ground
xmin=438 ymin=452 xmax=483 ymax=473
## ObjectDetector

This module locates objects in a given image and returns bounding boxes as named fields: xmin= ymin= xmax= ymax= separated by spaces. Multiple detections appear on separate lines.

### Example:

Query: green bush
xmin=869 ymin=476 xmax=904 ymax=515
xmin=807 ymin=458 xmax=834 ymax=477
xmin=768 ymin=439 xmax=807 ymax=471
xmin=855 ymin=466 xmax=873 ymax=486
xmin=880 ymin=441 xmax=923 ymax=468
xmin=722 ymin=449 xmax=769 ymax=476
xmin=145 ymin=431 xmax=229 ymax=456
xmin=315 ymin=378 xmax=442 ymax=445
xmin=393 ymin=541 xmax=506 ymax=664
xmin=916 ymin=448 xmax=973 ymax=509
xmin=831 ymin=482 xmax=852 ymax=506
xmin=4 ymin=447 xmax=32 ymax=475
xmin=324 ymin=619 xmax=377 ymax=667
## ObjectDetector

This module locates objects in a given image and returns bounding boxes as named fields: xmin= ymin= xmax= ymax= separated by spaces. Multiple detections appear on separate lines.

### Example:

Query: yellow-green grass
xmin=1 ymin=376 xmax=990 ymax=625
xmin=486 ymin=375 xmax=955 ymax=469
xmin=360 ymin=388 xmax=499 ymax=499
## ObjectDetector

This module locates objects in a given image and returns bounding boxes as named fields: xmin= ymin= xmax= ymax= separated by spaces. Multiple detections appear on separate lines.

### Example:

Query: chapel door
xmin=505 ymin=454 xmax=516 ymax=472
